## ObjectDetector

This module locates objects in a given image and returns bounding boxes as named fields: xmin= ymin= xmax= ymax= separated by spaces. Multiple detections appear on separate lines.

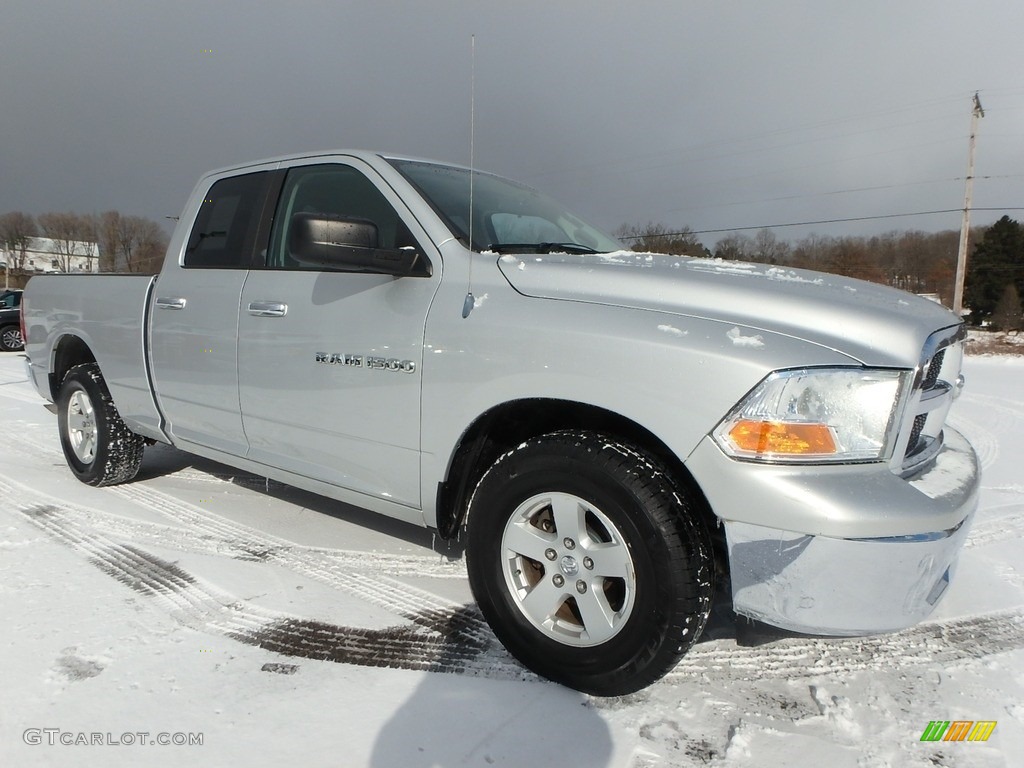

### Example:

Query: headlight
xmin=713 ymin=368 xmax=907 ymax=463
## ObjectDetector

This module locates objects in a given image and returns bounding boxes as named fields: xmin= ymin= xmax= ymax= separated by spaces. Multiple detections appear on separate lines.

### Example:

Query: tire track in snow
xmin=6 ymin=486 xmax=528 ymax=681
xmin=966 ymin=392 xmax=1024 ymax=421
xmin=8 ymin=472 xmax=1024 ymax=687
xmin=105 ymin=483 xmax=491 ymax=643
xmin=4 ymin=431 xmax=468 ymax=578
xmin=5 ymin=432 xmax=492 ymax=644
xmin=947 ymin=412 xmax=999 ymax=471
xmin=965 ymin=501 xmax=1024 ymax=548
xmin=665 ymin=609 xmax=1024 ymax=682
xmin=7 ymin=417 xmax=1024 ymax=686
xmin=0 ymin=376 xmax=53 ymax=406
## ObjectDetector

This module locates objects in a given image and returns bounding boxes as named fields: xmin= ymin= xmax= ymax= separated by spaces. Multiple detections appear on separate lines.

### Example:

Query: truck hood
xmin=496 ymin=251 xmax=960 ymax=367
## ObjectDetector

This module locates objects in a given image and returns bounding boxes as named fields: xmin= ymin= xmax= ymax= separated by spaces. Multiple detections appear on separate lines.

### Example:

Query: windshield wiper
xmin=486 ymin=242 xmax=601 ymax=254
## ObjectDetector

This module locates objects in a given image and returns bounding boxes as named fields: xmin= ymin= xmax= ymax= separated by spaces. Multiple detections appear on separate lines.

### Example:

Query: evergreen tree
xmin=965 ymin=216 xmax=1024 ymax=324
xmin=992 ymin=283 xmax=1023 ymax=331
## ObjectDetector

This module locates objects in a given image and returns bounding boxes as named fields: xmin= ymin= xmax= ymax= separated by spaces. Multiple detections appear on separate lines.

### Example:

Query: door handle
xmin=247 ymin=301 xmax=288 ymax=317
xmin=155 ymin=297 xmax=187 ymax=310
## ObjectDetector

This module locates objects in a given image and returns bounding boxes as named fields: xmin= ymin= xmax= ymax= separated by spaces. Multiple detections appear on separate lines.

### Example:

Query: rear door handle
xmin=155 ymin=297 xmax=186 ymax=310
xmin=247 ymin=301 xmax=288 ymax=317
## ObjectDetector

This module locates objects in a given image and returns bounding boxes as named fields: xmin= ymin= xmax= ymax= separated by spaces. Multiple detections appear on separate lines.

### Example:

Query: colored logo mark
xmin=920 ymin=720 xmax=997 ymax=742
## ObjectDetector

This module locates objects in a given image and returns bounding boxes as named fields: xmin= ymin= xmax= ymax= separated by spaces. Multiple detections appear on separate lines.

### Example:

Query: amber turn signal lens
xmin=727 ymin=420 xmax=837 ymax=456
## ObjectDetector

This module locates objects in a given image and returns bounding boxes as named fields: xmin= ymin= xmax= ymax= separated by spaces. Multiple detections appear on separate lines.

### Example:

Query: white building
xmin=0 ymin=237 xmax=99 ymax=273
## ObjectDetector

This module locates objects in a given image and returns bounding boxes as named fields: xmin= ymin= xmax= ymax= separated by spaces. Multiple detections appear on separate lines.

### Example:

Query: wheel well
xmin=48 ymin=335 xmax=97 ymax=400
xmin=435 ymin=399 xmax=724 ymax=555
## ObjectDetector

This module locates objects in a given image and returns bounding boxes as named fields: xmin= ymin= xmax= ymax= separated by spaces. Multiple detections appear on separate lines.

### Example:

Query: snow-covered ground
xmin=1 ymin=352 xmax=1022 ymax=767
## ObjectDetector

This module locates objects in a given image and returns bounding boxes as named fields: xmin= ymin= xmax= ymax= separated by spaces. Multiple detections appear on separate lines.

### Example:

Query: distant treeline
xmin=4 ymin=208 xmax=1020 ymax=330
xmin=0 ymin=210 xmax=169 ymax=283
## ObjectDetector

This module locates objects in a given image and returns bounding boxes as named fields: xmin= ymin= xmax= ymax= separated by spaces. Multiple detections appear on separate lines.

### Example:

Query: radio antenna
xmin=462 ymin=34 xmax=477 ymax=319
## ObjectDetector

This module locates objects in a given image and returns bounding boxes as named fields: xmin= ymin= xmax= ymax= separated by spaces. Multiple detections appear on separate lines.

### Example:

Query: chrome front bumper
xmin=691 ymin=428 xmax=980 ymax=635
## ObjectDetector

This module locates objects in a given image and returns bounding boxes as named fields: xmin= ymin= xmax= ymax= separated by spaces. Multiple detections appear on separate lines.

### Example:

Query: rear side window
xmin=184 ymin=172 xmax=271 ymax=268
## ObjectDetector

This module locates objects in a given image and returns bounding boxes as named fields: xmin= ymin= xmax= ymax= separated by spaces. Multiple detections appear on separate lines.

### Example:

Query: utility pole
xmin=953 ymin=92 xmax=984 ymax=316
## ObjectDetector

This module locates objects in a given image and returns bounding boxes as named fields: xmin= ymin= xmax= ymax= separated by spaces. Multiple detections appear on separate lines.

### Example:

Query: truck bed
xmin=23 ymin=274 xmax=166 ymax=441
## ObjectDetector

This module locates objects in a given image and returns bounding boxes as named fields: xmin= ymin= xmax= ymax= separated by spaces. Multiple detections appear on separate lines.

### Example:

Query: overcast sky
xmin=2 ymin=0 xmax=1022 ymax=248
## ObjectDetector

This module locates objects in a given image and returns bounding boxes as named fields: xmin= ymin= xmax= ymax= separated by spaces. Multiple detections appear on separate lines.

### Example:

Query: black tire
xmin=465 ymin=430 xmax=714 ymax=696
xmin=0 ymin=324 xmax=23 ymax=352
xmin=57 ymin=363 xmax=145 ymax=486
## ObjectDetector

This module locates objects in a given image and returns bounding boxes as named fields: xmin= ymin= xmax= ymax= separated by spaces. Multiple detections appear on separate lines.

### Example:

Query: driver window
xmin=266 ymin=164 xmax=418 ymax=270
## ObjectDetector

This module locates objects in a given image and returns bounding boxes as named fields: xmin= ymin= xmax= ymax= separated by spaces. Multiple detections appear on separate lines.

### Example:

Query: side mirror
xmin=288 ymin=212 xmax=429 ymax=276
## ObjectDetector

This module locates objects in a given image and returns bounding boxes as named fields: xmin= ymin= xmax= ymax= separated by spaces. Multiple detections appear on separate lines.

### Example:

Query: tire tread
xmin=58 ymin=363 xmax=145 ymax=487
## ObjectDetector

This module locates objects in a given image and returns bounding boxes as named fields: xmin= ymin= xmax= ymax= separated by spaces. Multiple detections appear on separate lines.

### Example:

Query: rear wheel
xmin=57 ymin=363 xmax=145 ymax=486
xmin=0 ymin=325 xmax=22 ymax=352
xmin=466 ymin=430 xmax=714 ymax=695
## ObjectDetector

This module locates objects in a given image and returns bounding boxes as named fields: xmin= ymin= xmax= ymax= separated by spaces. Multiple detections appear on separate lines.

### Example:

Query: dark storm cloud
xmin=2 ymin=0 xmax=1022 ymax=246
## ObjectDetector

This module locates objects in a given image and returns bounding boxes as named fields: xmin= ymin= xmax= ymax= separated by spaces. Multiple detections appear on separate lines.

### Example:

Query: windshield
xmin=387 ymin=158 xmax=622 ymax=254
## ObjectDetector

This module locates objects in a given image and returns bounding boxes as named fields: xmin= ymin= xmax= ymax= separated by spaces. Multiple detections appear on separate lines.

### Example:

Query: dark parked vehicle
xmin=0 ymin=289 xmax=24 ymax=352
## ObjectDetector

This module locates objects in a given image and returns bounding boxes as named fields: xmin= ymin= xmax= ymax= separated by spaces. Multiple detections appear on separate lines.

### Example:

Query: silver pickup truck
xmin=23 ymin=151 xmax=979 ymax=695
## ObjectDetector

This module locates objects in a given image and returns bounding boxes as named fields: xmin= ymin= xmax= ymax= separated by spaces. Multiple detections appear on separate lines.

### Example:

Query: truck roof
xmin=198 ymin=150 xmax=471 ymax=180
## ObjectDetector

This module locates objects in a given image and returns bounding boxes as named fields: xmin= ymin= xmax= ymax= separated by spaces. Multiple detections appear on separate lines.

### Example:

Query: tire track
xmin=965 ymin=392 xmax=1024 ymax=421
xmin=3 ymin=431 xmax=468 ymax=578
xmin=0 ymin=378 xmax=52 ymax=405
xmin=9 ymin=493 xmax=529 ymax=681
xmin=947 ymin=412 xmax=999 ymax=471
xmin=965 ymin=501 xmax=1024 ymax=548
xmin=108 ymin=483 xmax=490 ymax=642
xmin=6 ymin=411 xmax=1024 ymax=687
xmin=5 ymin=431 xmax=491 ymax=643
xmin=14 ymin=490 xmax=1024 ymax=687
xmin=666 ymin=609 xmax=1024 ymax=682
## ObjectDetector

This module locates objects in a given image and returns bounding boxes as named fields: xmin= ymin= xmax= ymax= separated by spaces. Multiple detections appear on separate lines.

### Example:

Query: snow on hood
xmin=497 ymin=250 xmax=961 ymax=367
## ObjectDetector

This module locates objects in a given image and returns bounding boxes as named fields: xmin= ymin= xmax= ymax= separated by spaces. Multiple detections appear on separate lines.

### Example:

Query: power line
xmin=672 ymin=178 xmax=959 ymax=215
xmin=669 ymin=174 xmax=1024 ymax=217
xmin=618 ymin=208 xmax=1024 ymax=239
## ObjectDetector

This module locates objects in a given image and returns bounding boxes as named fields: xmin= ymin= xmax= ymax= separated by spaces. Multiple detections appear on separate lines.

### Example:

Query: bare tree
xmin=615 ymin=221 xmax=705 ymax=256
xmin=0 ymin=211 xmax=38 ymax=285
xmin=618 ymin=217 xmax=972 ymax=300
xmin=827 ymin=237 xmax=881 ymax=282
xmin=132 ymin=222 xmax=167 ymax=274
xmin=926 ymin=258 xmax=956 ymax=306
xmin=37 ymin=212 xmax=98 ymax=272
xmin=751 ymin=228 xmax=789 ymax=265
xmin=96 ymin=211 xmax=167 ymax=273
xmin=713 ymin=233 xmax=754 ymax=261
xmin=96 ymin=211 xmax=121 ymax=272
xmin=790 ymin=233 xmax=834 ymax=270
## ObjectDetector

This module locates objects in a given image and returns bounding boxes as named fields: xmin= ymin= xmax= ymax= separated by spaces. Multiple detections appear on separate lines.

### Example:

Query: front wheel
xmin=57 ymin=363 xmax=145 ymax=486
xmin=466 ymin=431 xmax=714 ymax=696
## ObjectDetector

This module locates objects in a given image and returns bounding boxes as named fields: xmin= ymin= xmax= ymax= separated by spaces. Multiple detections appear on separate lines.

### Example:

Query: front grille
xmin=922 ymin=349 xmax=945 ymax=389
xmin=899 ymin=326 xmax=964 ymax=475
xmin=906 ymin=414 xmax=928 ymax=457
